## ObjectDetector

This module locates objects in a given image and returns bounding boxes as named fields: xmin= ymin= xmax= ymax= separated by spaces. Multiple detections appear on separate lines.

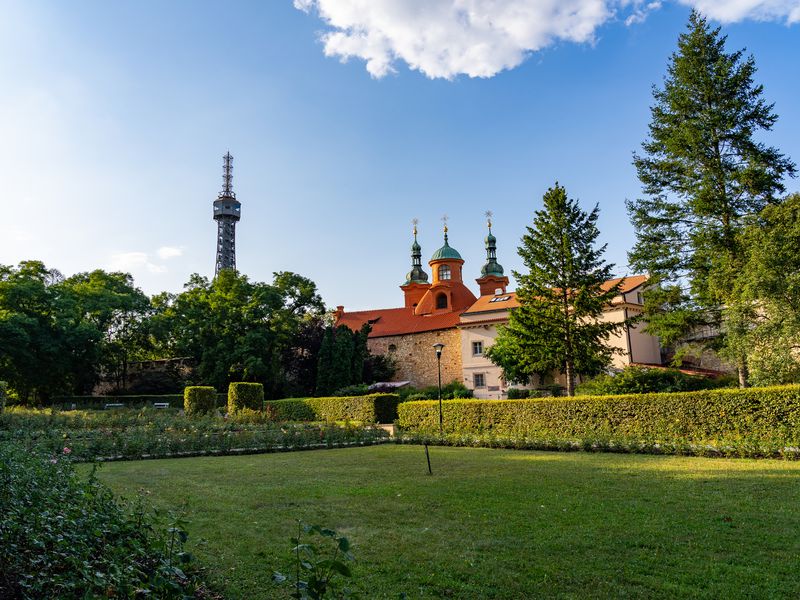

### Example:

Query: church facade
xmin=335 ymin=220 xmax=662 ymax=397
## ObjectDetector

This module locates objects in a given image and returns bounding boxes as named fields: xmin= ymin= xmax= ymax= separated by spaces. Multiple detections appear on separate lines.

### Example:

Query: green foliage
xmin=316 ymin=325 xmax=373 ymax=396
xmin=399 ymin=381 xmax=473 ymax=401
xmin=0 ymin=380 xmax=6 ymax=413
xmin=228 ymin=382 xmax=265 ymax=413
xmin=398 ymin=385 xmax=800 ymax=457
xmin=576 ymin=366 xmax=733 ymax=396
xmin=152 ymin=270 xmax=325 ymax=397
xmin=627 ymin=12 xmax=796 ymax=384
xmin=333 ymin=384 xmax=370 ymax=397
xmin=735 ymin=193 xmax=800 ymax=386
xmin=486 ymin=183 xmax=624 ymax=396
xmin=0 ymin=442 xmax=204 ymax=598
xmin=273 ymin=521 xmax=355 ymax=600
xmin=506 ymin=388 xmax=532 ymax=399
xmin=266 ymin=394 xmax=400 ymax=424
xmin=0 ymin=407 xmax=389 ymax=461
xmin=0 ymin=262 xmax=151 ymax=400
xmin=184 ymin=386 xmax=216 ymax=416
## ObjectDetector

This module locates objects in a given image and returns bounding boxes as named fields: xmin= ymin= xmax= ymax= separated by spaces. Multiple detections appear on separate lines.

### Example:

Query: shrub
xmin=228 ymin=382 xmax=264 ymax=413
xmin=0 ymin=442 xmax=203 ymax=598
xmin=267 ymin=394 xmax=400 ymax=424
xmin=576 ymin=365 xmax=733 ymax=396
xmin=397 ymin=385 xmax=800 ymax=456
xmin=405 ymin=381 xmax=474 ymax=400
xmin=0 ymin=381 xmax=6 ymax=413
xmin=333 ymin=384 xmax=370 ymax=397
xmin=184 ymin=386 xmax=216 ymax=416
xmin=506 ymin=388 xmax=528 ymax=399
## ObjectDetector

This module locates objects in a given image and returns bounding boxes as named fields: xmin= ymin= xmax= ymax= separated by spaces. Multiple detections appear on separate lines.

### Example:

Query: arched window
xmin=388 ymin=344 xmax=397 ymax=352
xmin=438 ymin=265 xmax=451 ymax=280
xmin=436 ymin=293 xmax=448 ymax=309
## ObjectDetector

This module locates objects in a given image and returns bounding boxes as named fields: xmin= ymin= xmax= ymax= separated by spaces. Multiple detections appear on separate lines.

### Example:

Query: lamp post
xmin=433 ymin=342 xmax=445 ymax=435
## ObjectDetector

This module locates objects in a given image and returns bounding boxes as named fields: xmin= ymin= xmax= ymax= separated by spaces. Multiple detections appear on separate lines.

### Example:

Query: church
xmin=335 ymin=219 xmax=661 ymax=397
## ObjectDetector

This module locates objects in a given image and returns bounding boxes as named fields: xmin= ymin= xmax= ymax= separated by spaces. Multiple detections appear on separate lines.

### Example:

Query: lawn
xmin=92 ymin=445 xmax=800 ymax=599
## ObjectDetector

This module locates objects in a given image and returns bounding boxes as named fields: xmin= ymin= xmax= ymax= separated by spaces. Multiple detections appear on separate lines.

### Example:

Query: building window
xmin=472 ymin=341 xmax=483 ymax=356
xmin=637 ymin=292 xmax=644 ymax=304
xmin=388 ymin=344 xmax=397 ymax=352
xmin=438 ymin=265 xmax=451 ymax=280
xmin=436 ymin=293 xmax=448 ymax=309
xmin=473 ymin=373 xmax=486 ymax=388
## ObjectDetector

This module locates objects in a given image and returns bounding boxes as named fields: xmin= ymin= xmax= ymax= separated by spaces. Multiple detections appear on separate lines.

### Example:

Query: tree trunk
xmin=737 ymin=355 xmax=749 ymax=389
xmin=565 ymin=360 xmax=575 ymax=397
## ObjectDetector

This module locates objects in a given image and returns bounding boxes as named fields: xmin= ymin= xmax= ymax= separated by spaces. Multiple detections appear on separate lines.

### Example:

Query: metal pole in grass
xmin=433 ymin=342 xmax=445 ymax=436
xmin=424 ymin=443 xmax=432 ymax=475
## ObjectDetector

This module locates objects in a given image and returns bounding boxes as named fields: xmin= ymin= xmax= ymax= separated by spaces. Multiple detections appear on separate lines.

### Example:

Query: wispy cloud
xmin=156 ymin=246 xmax=184 ymax=260
xmin=108 ymin=251 xmax=168 ymax=274
xmin=295 ymin=0 xmax=800 ymax=79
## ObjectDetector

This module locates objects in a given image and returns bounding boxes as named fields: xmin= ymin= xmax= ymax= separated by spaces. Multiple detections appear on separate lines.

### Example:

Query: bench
xmin=103 ymin=403 xmax=125 ymax=409
xmin=153 ymin=402 xmax=170 ymax=409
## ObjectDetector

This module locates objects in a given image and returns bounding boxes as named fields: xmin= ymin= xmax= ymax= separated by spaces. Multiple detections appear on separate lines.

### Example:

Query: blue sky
xmin=1 ymin=0 xmax=798 ymax=310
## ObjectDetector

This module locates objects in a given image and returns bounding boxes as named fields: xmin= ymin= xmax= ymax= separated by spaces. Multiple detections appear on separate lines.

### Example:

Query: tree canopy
xmin=486 ymin=183 xmax=623 ymax=396
xmin=627 ymin=11 xmax=795 ymax=386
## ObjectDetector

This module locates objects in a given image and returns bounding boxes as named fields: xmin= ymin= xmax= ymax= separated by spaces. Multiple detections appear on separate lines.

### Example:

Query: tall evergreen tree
xmin=486 ymin=183 xmax=623 ymax=396
xmin=627 ymin=11 xmax=795 ymax=386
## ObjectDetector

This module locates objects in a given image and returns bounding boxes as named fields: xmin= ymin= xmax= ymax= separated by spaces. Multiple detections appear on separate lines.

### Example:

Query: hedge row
xmin=184 ymin=386 xmax=216 ymax=415
xmin=227 ymin=382 xmax=264 ymax=413
xmin=48 ymin=394 xmax=228 ymax=410
xmin=266 ymin=394 xmax=400 ymax=424
xmin=397 ymin=385 xmax=800 ymax=452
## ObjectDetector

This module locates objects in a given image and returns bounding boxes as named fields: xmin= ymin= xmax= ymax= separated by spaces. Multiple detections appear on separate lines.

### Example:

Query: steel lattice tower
xmin=213 ymin=152 xmax=241 ymax=275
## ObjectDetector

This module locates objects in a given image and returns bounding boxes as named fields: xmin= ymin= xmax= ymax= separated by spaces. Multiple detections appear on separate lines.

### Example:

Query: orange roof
xmin=338 ymin=275 xmax=649 ymax=335
xmin=336 ymin=306 xmax=463 ymax=338
xmin=463 ymin=275 xmax=648 ymax=315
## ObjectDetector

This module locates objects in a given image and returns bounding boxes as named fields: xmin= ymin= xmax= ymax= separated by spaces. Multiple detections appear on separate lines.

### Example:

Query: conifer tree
xmin=315 ymin=326 xmax=335 ymax=395
xmin=486 ymin=183 xmax=623 ymax=396
xmin=627 ymin=11 xmax=795 ymax=386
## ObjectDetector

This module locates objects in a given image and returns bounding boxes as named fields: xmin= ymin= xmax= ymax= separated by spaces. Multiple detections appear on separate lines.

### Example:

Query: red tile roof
xmin=336 ymin=307 xmax=463 ymax=338
xmin=463 ymin=275 xmax=649 ymax=315
xmin=338 ymin=275 xmax=649 ymax=337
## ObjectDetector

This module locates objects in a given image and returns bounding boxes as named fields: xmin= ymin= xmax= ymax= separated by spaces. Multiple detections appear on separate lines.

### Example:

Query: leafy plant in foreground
xmin=273 ymin=521 xmax=356 ymax=599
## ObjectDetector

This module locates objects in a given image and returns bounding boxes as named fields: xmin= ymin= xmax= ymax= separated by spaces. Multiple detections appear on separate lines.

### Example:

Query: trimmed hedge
xmin=266 ymin=394 xmax=400 ymax=424
xmin=397 ymin=385 xmax=800 ymax=453
xmin=228 ymin=382 xmax=264 ymax=412
xmin=184 ymin=386 xmax=216 ymax=415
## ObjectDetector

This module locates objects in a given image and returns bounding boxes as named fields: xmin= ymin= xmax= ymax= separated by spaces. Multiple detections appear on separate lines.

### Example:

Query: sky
xmin=1 ymin=0 xmax=798 ymax=311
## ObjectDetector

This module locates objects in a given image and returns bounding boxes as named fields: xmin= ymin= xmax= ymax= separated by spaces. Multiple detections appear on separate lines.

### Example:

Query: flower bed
xmin=1 ymin=407 xmax=390 ymax=462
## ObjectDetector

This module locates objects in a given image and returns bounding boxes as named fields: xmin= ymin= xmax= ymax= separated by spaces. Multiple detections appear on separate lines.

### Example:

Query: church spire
xmin=476 ymin=211 xmax=509 ymax=295
xmin=481 ymin=211 xmax=504 ymax=277
xmin=403 ymin=219 xmax=429 ymax=285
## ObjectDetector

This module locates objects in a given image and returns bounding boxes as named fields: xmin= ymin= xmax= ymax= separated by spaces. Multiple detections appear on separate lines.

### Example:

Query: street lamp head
xmin=433 ymin=342 xmax=445 ymax=358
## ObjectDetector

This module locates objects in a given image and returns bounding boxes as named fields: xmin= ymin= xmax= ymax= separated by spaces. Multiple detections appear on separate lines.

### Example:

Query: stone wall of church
xmin=368 ymin=328 xmax=463 ymax=388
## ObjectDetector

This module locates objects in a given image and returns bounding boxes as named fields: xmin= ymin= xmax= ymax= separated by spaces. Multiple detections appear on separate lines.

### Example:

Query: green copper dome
xmin=431 ymin=232 xmax=462 ymax=261
xmin=480 ymin=221 xmax=504 ymax=276
xmin=403 ymin=225 xmax=429 ymax=285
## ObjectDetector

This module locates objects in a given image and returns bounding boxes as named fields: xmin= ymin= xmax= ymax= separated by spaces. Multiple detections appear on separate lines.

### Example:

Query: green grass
xmin=91 ymin=446 xmax=800 ymax=599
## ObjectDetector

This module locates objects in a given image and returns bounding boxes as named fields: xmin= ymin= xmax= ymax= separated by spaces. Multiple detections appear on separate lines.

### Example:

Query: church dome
xmin=431 ymin=237 xmax=462 ymax=261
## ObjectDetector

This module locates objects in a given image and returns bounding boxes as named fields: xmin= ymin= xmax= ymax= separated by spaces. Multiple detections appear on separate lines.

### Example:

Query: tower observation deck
xmin=213 ymin=152 xmax=241 ymax=275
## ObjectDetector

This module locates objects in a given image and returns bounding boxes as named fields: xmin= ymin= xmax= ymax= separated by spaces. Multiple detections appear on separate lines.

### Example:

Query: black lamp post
xmin=433 ymin=342 xmax=445 ymax=435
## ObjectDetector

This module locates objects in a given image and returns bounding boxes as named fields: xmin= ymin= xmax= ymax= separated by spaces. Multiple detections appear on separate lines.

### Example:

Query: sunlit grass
xmin=91 ymin=445 xmax=800 ymax=599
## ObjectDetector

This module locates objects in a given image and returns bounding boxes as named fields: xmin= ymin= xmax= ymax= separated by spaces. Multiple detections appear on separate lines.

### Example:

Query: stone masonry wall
xmin=368 ymin=328 xmax=463 ymax=388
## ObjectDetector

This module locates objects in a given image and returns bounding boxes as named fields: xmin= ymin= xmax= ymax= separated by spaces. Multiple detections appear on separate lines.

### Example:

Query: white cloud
xmin=678 ymin=0 xmax=800 ymax=23
xmin=295 ymin=0 xmax=800 ymax=79
xmin=156 ymin=246 xmax=184 ymax=260
xmin=107 ymin=251 xmax=167 ymax=274
xmin=626 ymin=1 xmax=662 ymax=25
